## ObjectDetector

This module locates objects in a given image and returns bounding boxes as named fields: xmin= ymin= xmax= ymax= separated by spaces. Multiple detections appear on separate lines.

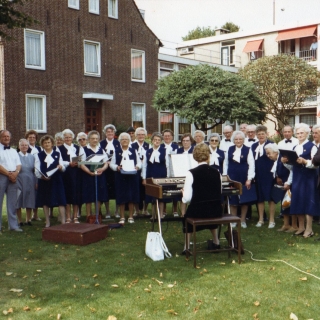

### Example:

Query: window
xmin=300 ymin=114 xmax=316 ymax=127
xmin=132 ymin=103 xmax=146 ymax=128
xmin=178 ymin=117 xmax=191 ymax=140
xmin=131 ymin=49 xmax=145 ymax=82
xmin=26 ymin=94 xmax=46 ymax=132
xmin=68 ymin=0 xmax=79 ymax=9
xmin=84 ymin=41 xmax=101 ymax=76
xmin=160 ymin=112 xmax=174 ymax=132
xmin=108 ymin=0 xmax=118 ymax=18
xmin=159 ymin=62 xmax=174 ymax=78
xmin=24 ymin=29 xmax=45 ymax=70
xmin=89 ymin=0 xmax=99 ymax=14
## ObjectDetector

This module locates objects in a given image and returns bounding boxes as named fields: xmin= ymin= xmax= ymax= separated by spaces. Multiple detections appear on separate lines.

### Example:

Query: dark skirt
xmin=105 ymin=167 xmax=116 ymax=200
xmin=62 ymin=166 xmax=81 ymax=205
xmin=81 ymin=171 xmax=108 ymax=203
xmin=114 ymin=171 xmax=139 ymax=205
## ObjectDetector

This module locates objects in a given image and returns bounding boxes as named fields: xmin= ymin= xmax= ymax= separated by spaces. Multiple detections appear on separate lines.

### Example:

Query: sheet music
xmin=170 ymin=154 xmax=198 ymax=177
xmin=46 ymin=168 xmax=58 ymax=177
xmin=86 ymin=154 xmax=107 ymax=163
xmin=122 ymin=159 xmax=135 ymax=172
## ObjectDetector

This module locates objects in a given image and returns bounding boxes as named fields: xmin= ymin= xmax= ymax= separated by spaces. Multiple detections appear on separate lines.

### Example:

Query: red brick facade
xmin=0 ymin=0 xmax=160 ymax=144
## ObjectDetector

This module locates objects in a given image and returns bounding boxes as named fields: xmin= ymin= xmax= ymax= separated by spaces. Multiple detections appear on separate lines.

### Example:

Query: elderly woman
xmin=223 ymin=131 xmax=255 ymax=228
xmin=142 ymin=132 xmax=168 ymax=218
xmin=282 ymin=123 xmax=320 ymax=237
xmin=16 ymin=139 xmax=36 ymax=226
xmin=208 ymin=133 xmax=224 ymax=173
xmin=264 ymin=143 xmax=296 ymax=232
xmin=35 ymin=135 xmax=66 ymax=228
xmin=177 ymin=133 xmax=194 ymax=154
xmin=77 ymin=132 xmax=87 ymax=147
xmin=100 ymin=124 xmax=120 ymax=218
xmin=54 ymin=132 xmax=64 ymax=149
xmin=131 ymin=127 xmax=150 ymax=215
xmin=193 ymin=130 xmax=206 ymax=145
xmin=59 ymin=129 xmax=83 ymax=223
xmin=110 ymin=133 xmax=142 ymax=224
xmin=251 ymin=125 xmax=275 ymax=228
xmin=80 ymin=130 xmax=109 ymax=218
xmin=182 ymin=143 xmax=223 ymax=254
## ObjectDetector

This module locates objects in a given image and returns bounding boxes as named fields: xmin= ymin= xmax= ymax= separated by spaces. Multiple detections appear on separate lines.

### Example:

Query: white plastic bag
xmin=282 ymin=189 xmax=291 ymax=208
xmin=145 ymin=232 xmax=171 ymax=261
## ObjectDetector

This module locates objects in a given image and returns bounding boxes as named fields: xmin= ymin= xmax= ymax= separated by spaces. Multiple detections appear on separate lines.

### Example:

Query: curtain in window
xmin=108 ymin=0 xmax=116 ymax=17
xmin=68 ymin=0 xmax=78 ymax=7
xmin=89 ymin=0 xmax=99 ymax=12
xmin=131 ymin=51 xmax=143 ymax=80
xmin=160 ymin=112 xmax=174 ymax=131
xmin=178 ymin=117 xmax=190 ymax=134
xmin=85 ymin=43 xmax=98 ymax=74
xmin=221 ymin=47 xmax=229 ymax=66
xmin=132 ymin=104 xmax=144 ymax=128
xmin=27 ymin=97 xmax=43 ymax=130
xmin=300 ymin=114 xmax=316 ymax=127
xmin=26 ymin=32 xmax=41 ymax=66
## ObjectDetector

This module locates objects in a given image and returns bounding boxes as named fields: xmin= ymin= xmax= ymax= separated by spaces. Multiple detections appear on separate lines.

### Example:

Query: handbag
xmin=282 ymin=189 xmax=291 ymax=208
xmin=145 ymin=204 xmax=172 ymax=261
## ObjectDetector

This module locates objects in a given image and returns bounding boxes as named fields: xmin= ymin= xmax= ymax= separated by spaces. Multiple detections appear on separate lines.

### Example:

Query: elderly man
xmin=244 ymin=124 xmax=257 ymax=147
xmin=239 ymin=123 xmax=248 ymax=137
xmin=0 ymin=130 xmax=23 ymax=232
xmin=311 ymin=124 xmax=320 ymax=147
xmin=219 ymin=125 xmax=234 ymax=152
xmin=278 ymin=125 xmax=298 ymax=150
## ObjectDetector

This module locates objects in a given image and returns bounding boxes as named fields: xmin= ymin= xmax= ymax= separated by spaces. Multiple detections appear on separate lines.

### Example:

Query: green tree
xmin=0 ymin=0 xmax=37 ymax=40
xmin=153 ymin=64 xmax=266 ymax=132
xmin=221 ymin=21 xmax=240 ymax=33
xmin=239 ymin=54 xmax=320 ymax=135
xmin=182 ymin=26 xmax=215 ymax=41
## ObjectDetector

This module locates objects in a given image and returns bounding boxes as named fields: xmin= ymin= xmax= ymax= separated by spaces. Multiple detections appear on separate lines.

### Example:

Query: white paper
xmin=122 ymin=159 xmax=136 ymax=172
xmin=170 ymin=154 xmax=198 ymax=177
xmin=46 ymin=167 xmax=58 ymax=177
xmin=87 ymin=154 xmax=106 ymax=163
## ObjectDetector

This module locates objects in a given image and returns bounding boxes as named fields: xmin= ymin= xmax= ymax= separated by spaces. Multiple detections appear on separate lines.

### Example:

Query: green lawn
xmin=1 ymin=204 xmax=320 ymax=320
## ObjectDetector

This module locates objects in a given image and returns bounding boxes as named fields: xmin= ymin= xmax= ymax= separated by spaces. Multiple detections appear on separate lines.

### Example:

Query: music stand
xmin=79 ymin=156 xmax=107 ymax=224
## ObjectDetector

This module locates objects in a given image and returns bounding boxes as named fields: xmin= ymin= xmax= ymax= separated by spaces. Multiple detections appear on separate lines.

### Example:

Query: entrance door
xmin=85 ymin=100 xmax=102 ymax=135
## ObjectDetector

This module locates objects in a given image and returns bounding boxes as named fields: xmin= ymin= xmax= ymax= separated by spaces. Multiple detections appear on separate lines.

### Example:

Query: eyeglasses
xmin=210 ymin=139 xmax=219 ymax=142
xmin=78 ymin=138 xmax=86 ymax=141
xmin=182 ymin=140 xmax=190 ymax=142
xmin=224 ymin=132 xmax=232 ymax=134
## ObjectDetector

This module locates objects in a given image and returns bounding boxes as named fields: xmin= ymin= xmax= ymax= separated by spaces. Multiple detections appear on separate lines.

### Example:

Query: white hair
xmin=103 ymin=124 xmax=117 ymax=133
xmin=312 ymin=124 xmax=320 ymax=131
xmin=118 ymin=132 xmax=130 ymax=141
xmin=55 ymin=132 xmax=63 ymax=140
xmin=264 ymin=143 xmax=279 ymax=153
xmin=246 ymin=124 xmax=257 ymax=132
xmin=135 ymin=127 xmax=147 ymax=136
xmin=62 ymin=129 xmax=75 ymax=139
xmin=19 ymin=138 xmax=28 ymax=146
xmin=208 ymin=133 xmax=221 ymax=142
xmin=231 ymin=131 xmax=245 ymax=143
xmin=223 ymin=125 xmax=233 ymax=133
xmin=282 ymin=125 xmax=294 ymax=132
xmin=76 ymin=132 xmax=87 ymax=140
xmin=193 ymin=130 xmax=205 ymax=138
xmin=294 ymin=123 xmax=311 ymax=134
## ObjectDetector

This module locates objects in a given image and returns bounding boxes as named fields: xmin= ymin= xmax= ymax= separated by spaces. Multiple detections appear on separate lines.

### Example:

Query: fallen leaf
xmin=93 ymin=274 xmax=98 ymax=278
xmin=203 ymin=269 xmax=207 ymax=273
xmin=232 ymin=260 xmax=235 ymax=264
xmin=196 ymin=266 xmax=200 ymax=269
xmin=167 ymin=284 xmax=174 ymax=288
xmin=166 ymin=309 xmax=178 ymax=315
xmin=160 ymin=273 xmax=163 ymax=277
xmin=254 ymin=301 xmax=260 ymax=307
xmin=23 ymin=306 xmax=30 ymax=311
xmin=7 ymin=308 xmax=13 ymax=313
xmin=220 ymin=262 xmax=226 ymax=265
xmin=111 ymin=284 xmax=119 ymax=288
xmin=28 ymin=249 xmax=33 ymax=253
xmin=36 ymin=270 xmax=42 ymax=273
xmin=107 ymin=316 xmax=117 ymax=320
xmin=299 ymin=277 xmax=307 ymax=281
xmin=94 ymin=283 xmax=99 ymax=287
xmin=2 ymin=311 xmax=8 ymax=315
xmin=253 ymin=313 xmax=259 ymax=319
xmin=57 ymin=314 xmax=61 ymax=319
xmin=35 ymin=308 xmax=42 ymax=311
xmin=30 ymin=294 xmax=36 ymax=299
xmin=213 ymin=297 xmax=217 ymax=301
xmin=23 ymin=276 xmax=27 ymax=279
xmin=6 ymin=272 xmax=13 ymax=276
xmin=144 ymin=288 xmax=151 ymax=292
xmin=9 ymin=288 xmax=23 ymax=293
xmin=289 ymin=312 xmax=298 ymax=320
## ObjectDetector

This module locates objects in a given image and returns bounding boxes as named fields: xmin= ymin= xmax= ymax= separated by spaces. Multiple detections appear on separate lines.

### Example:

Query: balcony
xmin=282 ymin=49 xmax=317 ymax=61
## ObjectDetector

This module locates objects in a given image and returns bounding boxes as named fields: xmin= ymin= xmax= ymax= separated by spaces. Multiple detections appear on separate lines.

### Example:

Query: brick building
xmin=0 ymin=0 xmax=161 ymax=143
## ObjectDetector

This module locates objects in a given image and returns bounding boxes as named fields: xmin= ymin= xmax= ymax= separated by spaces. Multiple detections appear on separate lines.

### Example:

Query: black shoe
xmin=19 ymin=222 xmax=24 ymax=227
xmin=27 ymin=221 xmax=32 ymax=226
xmin=277 ymin=214 xmax=283 ymax=219
xmin=181 ymin=250 xmax=186 ymax=255
xmin=207 ymin=240 xmax=221 ymax=252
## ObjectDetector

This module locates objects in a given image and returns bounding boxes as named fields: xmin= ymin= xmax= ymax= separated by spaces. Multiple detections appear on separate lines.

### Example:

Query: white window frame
xmin=84 ymin=40 xmax=101 ymax=77
xmin=132 ymin=103 xmax=146 ymax=128
xmin=24 ymin=29 xmax=45 ymax=70
xmin=89 ymin=0 xmax=99 ymax=14
xmin=68 ymin=0 xmax=80 ymax=10
xmin=26 ymin=94 xmax=47 ymax=133
xmin=131 ymin=49 xmax=145 ymax=83
xmin=108 ymin=0 xmax=118 ymax=19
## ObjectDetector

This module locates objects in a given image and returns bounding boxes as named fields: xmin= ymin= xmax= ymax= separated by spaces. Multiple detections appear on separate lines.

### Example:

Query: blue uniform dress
xmin=81 ymin=146 xmax=108 ymax=203
xmin=113 ymin=148 xmax=140 ymax=205
xmin=209 ymin=147 xmax=224 ymax=174
xmin=146 ymin=146 xmax=167 ymax=204
xmin=290 ymin=142 xmax=320 ymax=216
xmin=58 ymin=144 xmax=81 ymax=205
xmin=177 ymin=146 xmax=194 ymax=154
xmin=100 ymin=139 xmax=121 ymax=200
xmin=36 ymin=150 xmax=67 ymax=207
xmin=227 ymin=145 xmax=251 ymax=205
xmin=251 ymin=140 xmax=274 ymax=202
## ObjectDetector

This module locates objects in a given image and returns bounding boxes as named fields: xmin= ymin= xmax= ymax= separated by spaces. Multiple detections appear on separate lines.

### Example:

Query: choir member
xmin=193 ymin=130 xmax=206 ymax=145
xmin=239 ymin=123 xmax=248 ymax=137
xmin=59 ymin=129 xmax=83 ymax=223
xmin=100 ymin=124 xmax=120 ymax=218
xmin=126 ymin=126 xmax=136 ymax=144
xmin=16 ymin=139 xmax=36 ymax=226
xmin=244 ymin=125 xmax=257 ymax=147
xmin=110 ymin=133 xmax=142 ymax=224
xmin=223 ymin=131 xmax=255 ymax=228
xmin=311 ymin=124 xmax=320 ymax=147
xmin=278 ymin=125 xmax=298 ymax=150
xmin=80 ymin=130 xmax=109 ymax=218
xmin=219 ymin=125 xmax=234 ymax=152
xmin=77 ymin=132 xmax=87 ymax=147
xmin=177 ymin=133 xmax=194 ymax=154
xmin=251 ymin=125 xmax=275 ymax=227
xmin=35 ymin=135 xmax=66 ymax=228
xmin=54 ymin=132 xmax=64 ymax=148
xmin=208 ymin=133 xmax=224 ymax=173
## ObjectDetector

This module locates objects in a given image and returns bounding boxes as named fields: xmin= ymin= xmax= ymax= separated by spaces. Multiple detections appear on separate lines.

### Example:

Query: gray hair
xmin=135 ymin=127 xmax=147 ymax=136
xmin=246 ymin=124 xmax=257 ymax=132
xmin=76 ymin=132 xmax=87 ymax=140
xmin=151 ymin=132 xmax=163 ymax=142
xmin=118 ymin=132 xmax=130 ymax=141
xmin=208 ymin=133 xmax=221 ymax=142
xmin=282 ymin=125 xmax=294 ymax=132
xmin=231 ymin=131 xmax=245 ymax=143
xmin=87 ymin=130 xmax=100 ymax=140
xmin=223 ymin=125 xmax=233 ymax=133
xmin=264 ymin=143 xmax=279 ymax=153
xmin=193 ymin=130 xmax=205 ymax=138
xmin=294 ymin=122 xmax=311 ymax=135
xmin=55 ymin=132 xmax=63 ymax=140
xmin=19 ymin=138 xmax=29 ymax=146
xmin=103 ymin=124 xmax=117 ymax=133
xmin=62 ymin=129 xmax=75 ymax=139
xmin=312 ymin=124 xmax=320 ymax=131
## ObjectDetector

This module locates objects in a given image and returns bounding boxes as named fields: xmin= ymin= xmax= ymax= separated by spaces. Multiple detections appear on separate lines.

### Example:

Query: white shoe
xmin=143 ymin=211 xmax=150 ymax=215
xmin=13 ymin=228 xmax=23 ymax=232
xmin=268 ymin=222 xmax=276 ymax=229
xmin=256 ymin=221 xmax=264 ymax=227
xmin=114 ymin=213 xmax=120 ymax=218
xmin=128 ymin=218 xmax=134 ymax=224
xmin=231 ymin=223 xmax=237 ymax=228
xmin=173 ymin=212 xmax=179 ymax=217
xmin=133 ymin=211 xmax=138 ymax=217
xmin=241 ymin=222 xmax=247 ymax=229
xmin=119 ymin=218 xmax=125 ymax=224
xmin=105 ymin=214 xmax=111 ymax=219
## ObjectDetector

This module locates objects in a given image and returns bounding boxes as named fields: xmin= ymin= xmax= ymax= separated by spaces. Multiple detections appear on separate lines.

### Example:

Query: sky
xmin=134 ymin=0 xmax=320 ymax=52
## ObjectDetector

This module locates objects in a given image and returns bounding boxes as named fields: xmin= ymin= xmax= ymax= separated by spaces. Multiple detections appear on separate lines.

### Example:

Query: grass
xmin=1 ymin=203 xmax=320 ymax=320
